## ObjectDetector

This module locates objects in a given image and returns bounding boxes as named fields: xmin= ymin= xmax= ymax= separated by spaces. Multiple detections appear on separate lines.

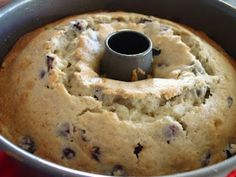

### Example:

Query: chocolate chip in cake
xmin=93 ymin=88 xmax=103 ymax=101
xmin=226 ymin=149 xmax=233 ymax=159
xmin=91 ymin=146 xmax=100 ymax=162
xmin=72 ymin=21 xmax=83 ymax=31
xmin=225 ymin=144 xmax=236 ymax=159
xmin=46 ymin=56 xmax=54 ymax=72
xmin=80 ymin=129 xmax=86 ymax=134
xmin=196 ymin=89 xmax=202 ymax=97
xmin=204 ymin=87 xmax=212 ymax=99
xmin=152 ymin=48 xmax=162 ymax=56
xmin=19 ymin=136 xmax=36 ymax=153
xmin=133 ymin=143 xmax=143 ymax=159
xmin=192 ymin=68 xmax=198 ymax=75
xmin=138 ymin=18 xmax=152 ymax=24
xmin=40 ymin=70 xmax=46 ymax=79
xmin=113 ymin=17 xmax=124 ymax=22
xmin=62 ymin=148 xmax=76 ymax=159
xmin=227 ymin=96 xmax=233 ymax=108
xmin=164 ymin=125 xmax=179 ymax=142
xmin=67 ymin=62 xmax=72 ymax=68
xmin=57 ymin=122 xmax=76 ymax=141
xmin=79 ymin=128 xmax=88 ymax=142
xmin=201 ymin=152 xmax=211 ymax=167
xmin=111 ymin=165 xmax=126 ymax=176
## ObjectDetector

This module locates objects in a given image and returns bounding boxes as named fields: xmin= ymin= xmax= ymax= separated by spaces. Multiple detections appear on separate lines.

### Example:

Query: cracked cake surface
xmin=0 ymin=12 xmax=236 ymax=176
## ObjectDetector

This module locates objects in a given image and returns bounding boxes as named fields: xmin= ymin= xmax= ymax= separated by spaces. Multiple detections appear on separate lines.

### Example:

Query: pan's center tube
xmin=100 ymin=30 xmax=153 ymax=81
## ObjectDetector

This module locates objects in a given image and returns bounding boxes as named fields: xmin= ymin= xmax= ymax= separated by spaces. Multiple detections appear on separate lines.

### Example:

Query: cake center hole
xmin=107 ymin=31 xmax=150 ymax=55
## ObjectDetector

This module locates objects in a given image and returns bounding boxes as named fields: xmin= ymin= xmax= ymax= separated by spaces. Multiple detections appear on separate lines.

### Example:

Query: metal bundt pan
xmin=0 ymin=0 xmax=236 ymax=176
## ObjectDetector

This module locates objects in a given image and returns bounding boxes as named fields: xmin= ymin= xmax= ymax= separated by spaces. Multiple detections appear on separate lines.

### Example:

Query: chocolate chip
xmin=133 ymin=143 xmax=143 ymax=159
xmin=80 ymin=129 xmax=86 ymax=134
xmin=192 ymin=68 xmax=198 ymax=75
xmin=227 ymin=96 xmax=233 ymax=108
xmin=111 ymin=165 xmax=126 ymax=176
xmin=152 ymin=48 xmax=162 ymax=56
xmin=79 ymin=128 xmax=88 ymax=142
xmin=226 ymin=150 xmax=233 ymax=159
xmin=201 ymin=152 xmax=211 ymax=167
xmin=57 ymin=123 xmax=76 ymax=140
xmin=113 ymin=17 xmax=124 ymax=22
xmin=93 ymin=88 xmax=103 ymax=101
xmin=40 ymin=70 xmax=46 ymax=79
xmin=138 ymin=18 xmax=152 ymax=23
xmin=46 ymin=56 xmax=54 ymax=72
xmin=94 ymin=95 xmax=99 ymax=100
xmin=91 ymin=146 xmax=100 ymax=162
xmin=225 ymin=144 xmax=236 ymax=159
xmin=196 ymin=89 xmax=202 ymax=97
xmin=19 ymin=136 xmax=36 ymax=153
xmin=204 ymin=87 xmax=212 ymax=99
xmin=72 ymin=21 xmax=83 ymax=31
xmin=63 ymin=148 xmax=76 ymax=159
xmin=67 ymin=62 xmax=72 ymax=68
xmin=164 ymin=125 xmax=179 ymax=142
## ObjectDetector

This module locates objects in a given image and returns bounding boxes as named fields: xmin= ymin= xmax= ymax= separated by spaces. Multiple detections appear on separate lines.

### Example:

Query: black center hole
xmin=108 ymin=31 xmax=150 ymax=55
